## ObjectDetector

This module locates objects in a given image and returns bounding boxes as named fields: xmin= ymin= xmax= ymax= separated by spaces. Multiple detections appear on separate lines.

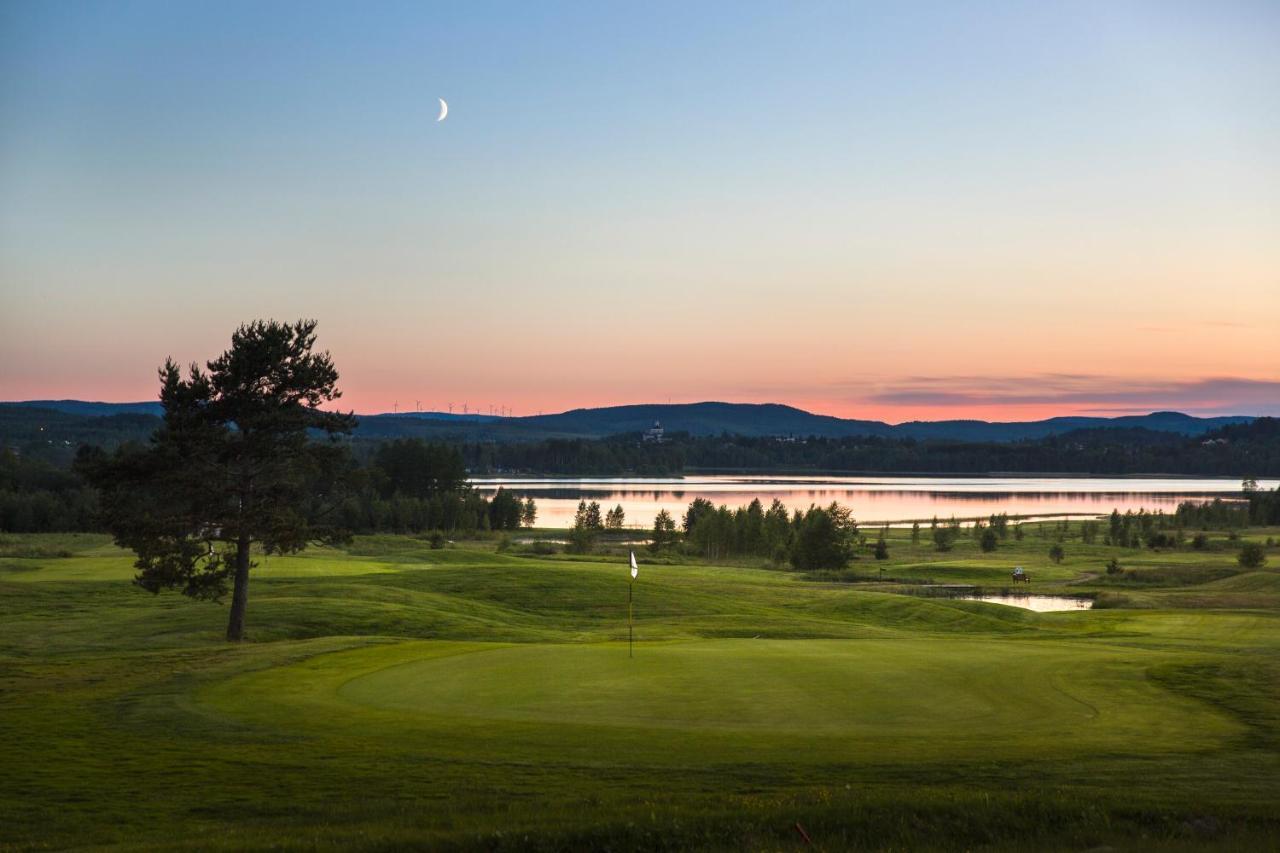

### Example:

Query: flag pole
xmin=628 ymin=550 xmax=638 ymax=659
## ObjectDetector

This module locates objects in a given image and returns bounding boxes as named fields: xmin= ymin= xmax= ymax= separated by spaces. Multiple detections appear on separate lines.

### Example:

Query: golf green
xmin=205 ymin=638 xmax=1243 ymax=765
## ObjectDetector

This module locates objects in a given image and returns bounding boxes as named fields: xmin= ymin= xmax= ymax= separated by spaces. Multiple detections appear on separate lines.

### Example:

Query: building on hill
xmin=643 ymin=421 xmax=665 ymax=443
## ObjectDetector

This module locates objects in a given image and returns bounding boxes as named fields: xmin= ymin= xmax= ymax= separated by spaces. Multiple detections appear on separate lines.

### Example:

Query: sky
xmin=1 ymin=1 xmax=1277 ymax=422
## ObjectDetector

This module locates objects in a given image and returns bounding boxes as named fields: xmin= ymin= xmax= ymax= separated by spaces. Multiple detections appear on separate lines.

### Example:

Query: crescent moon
xmin=437 ymin=98 xmax=448 ymax=122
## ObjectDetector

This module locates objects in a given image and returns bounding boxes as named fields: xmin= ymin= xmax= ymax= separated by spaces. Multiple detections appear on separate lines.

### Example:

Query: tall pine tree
xmin=81 ymin=320 xmax=354 ymax=640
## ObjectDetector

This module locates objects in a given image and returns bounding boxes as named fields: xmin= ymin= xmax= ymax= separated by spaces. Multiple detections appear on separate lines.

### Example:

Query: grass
xmin=1 ymin=523 xmax=1278 ymax=850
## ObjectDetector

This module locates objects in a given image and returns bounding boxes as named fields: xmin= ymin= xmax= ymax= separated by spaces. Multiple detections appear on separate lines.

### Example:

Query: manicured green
xmin=1 ymin=524 xmax=1278 ymax=850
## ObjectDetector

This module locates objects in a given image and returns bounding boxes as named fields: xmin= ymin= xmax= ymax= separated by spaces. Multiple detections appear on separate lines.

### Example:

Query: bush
xmin=428 ymin=531 xmax=446 ymax=549
xmin=1238 ymin=542 xmax=1267 ymax=569
xmin=1191 ymin=533 xmax=1209 ymax=550
xmin=565 ymin=525 xmax=596 ymax=555
xmin=1048 ymin=544 xmax=1065 ymax=564
xmin=873 ymin=539 xmax=889 ymax=560
xmin=979 ymin=528 xmax=998 ymax=553
xmin=1105 ymin=557 xmax=1123 ymax=575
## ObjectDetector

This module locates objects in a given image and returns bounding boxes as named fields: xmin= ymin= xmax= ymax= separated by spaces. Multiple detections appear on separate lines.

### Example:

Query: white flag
xmin=630 ymin=550 xmax=638 ymax=579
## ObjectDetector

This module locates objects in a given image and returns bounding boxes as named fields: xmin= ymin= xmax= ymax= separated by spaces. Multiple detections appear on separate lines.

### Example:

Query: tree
xmin=1238 ymin=542 xmax=1267 ymax=569
xmin=790 ymin=503 xmax=855 ymax=571
xmin=1048 ymin=543 xmax=1065 ymax=564
xmin=605 ymin=504 xmax=625 ymax=529
xmin=873 ymin=537 xmax=889 ymax=560
xmin=371 ymin=439 xmax=466 ymax=498
xmin=1081 ymin=521 xmax=1098 ymax=544
xmin=487 ymin=488 xmax=523 ymax=530
xmin=583 ymin=501 xmax=604 ymax=531
xmin=650 ymin=509 xmax=676 ymax=552
xmin=932 ymin=526 xmax=955 ymax=552
xmin=683 ymin=497 xmax=715 ymax=534
xmin=567 ymin=501 xmax=599 ymax=554
xmin=80 ymin=320 xmax=354 ymax=641
xmin=979 ymin=528 xmax=998 ymax=553
xmin=910 ymin=521 xmax=921 ymax=545
xmin=521 ymin=497 xmax=537 ymax=528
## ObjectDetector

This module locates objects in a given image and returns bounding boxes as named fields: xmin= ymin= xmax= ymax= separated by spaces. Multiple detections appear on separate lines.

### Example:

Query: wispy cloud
xmin=860 ymin=376 xmax=1280 ymax=416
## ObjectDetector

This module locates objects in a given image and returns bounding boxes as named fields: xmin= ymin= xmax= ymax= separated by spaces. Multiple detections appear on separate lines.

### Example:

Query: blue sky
xmin=2 ymin=1 xmax=1277 ymax=418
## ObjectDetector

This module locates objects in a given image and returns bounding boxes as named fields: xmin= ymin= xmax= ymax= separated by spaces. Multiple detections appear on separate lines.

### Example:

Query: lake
xmin=470 ymin=474 xmax=1274 ymax=529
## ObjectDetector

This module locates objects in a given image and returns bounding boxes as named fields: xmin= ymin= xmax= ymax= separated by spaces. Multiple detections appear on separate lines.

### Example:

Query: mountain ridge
xmin=1 ymin=399 xmax=1254 ymax=443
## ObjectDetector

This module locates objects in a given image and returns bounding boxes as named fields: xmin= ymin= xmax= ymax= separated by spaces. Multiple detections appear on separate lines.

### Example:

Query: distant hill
xmin=506 ymin=402 xmax=1249 ymax=441
xmin=893 ymin=411 xmax=1253 ymax=442
xmin=513 ymin=402 xmax=896 ymax=439
xmin=1 ymin=399 xmax=1255 ymax=445
xmin=8 ymin=400 xmax=164 ymax=417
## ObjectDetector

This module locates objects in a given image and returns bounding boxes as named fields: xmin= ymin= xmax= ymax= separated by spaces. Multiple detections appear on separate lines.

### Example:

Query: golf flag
xmin=628 ymin=552 xmax=638 ymax=658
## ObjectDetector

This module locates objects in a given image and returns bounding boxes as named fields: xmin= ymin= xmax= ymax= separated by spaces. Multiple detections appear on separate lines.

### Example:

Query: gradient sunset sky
xmin=2 ymin=1 xmax=1277 ymax=421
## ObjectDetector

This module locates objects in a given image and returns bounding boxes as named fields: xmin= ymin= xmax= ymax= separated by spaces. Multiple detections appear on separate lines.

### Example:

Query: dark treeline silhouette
xmin=1 ymin=439 xmax=531 ymax=535
xmin=459 ymin=419 xmax=1280 ymax=476
xmin=0 ymin=449 xmax=100 ymax=531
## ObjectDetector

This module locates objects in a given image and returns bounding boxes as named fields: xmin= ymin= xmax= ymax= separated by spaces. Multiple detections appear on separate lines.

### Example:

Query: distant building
xmin=642 ymin=420 xmax=665 ymax=443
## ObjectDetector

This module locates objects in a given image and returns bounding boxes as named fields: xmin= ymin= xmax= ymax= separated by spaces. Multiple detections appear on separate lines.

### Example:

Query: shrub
xmin=1048 ymin=544 xmax=1065 ymax=564
xmin=873 ymin=539 xmax=889 ymax=560
xmin=979 ymin=528 xmax=998 ymax=553
xmin=1191 ymin=533 xmax=1209 ymax=551
xmin=1105 ymin=557 xmax=1122 ymax=575
xmin=1238 ymin=542 xmax=1267 ymax=569
xmin=428 ymin=531 xmax=446 ymax=550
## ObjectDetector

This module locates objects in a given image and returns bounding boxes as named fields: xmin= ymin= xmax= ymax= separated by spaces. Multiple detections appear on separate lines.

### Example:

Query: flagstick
xmin=628 ymin=551 xmax=638 ymax=659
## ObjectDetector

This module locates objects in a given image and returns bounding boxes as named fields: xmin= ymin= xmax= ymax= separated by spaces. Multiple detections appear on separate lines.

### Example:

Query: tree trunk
xmin=226 ymin=534 xmax=252 ymax=641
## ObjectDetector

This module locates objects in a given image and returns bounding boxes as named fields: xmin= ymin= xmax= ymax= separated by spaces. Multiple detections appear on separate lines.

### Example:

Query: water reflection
xmin=470 ymin=474 xmax=1270 ymax=528
xmin=958 ymin=594 xmax=1093 ymax=612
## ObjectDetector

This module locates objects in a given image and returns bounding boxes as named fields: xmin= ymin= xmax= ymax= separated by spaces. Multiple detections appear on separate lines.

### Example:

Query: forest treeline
xmin=460 ymin=419 xmax=1280 ymax=476
xmin=3 ymin=418 xmax=1278 ymax=533
xmin=1 ymin=439 xmax=533 ymax=535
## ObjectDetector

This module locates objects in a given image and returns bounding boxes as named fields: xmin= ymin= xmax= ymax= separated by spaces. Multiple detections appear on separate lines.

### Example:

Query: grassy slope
xmin=1 ymin=527 xmax=1278 ymax=851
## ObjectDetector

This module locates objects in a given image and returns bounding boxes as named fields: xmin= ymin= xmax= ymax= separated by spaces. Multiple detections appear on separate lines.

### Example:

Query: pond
xmin=958 ymin=594 xmax=1094 ymax=612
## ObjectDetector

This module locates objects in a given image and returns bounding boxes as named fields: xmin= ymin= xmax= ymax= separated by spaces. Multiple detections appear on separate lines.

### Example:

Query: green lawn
xmin=1 ymin=526 xmax=1278 ymax=850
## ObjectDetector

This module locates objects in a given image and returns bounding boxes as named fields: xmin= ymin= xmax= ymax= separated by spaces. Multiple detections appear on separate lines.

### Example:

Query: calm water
xmin=958 ymin=594 xmax=1093 ymax=612
xmin=471 ymin=474 xmax=1274 ymax=529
